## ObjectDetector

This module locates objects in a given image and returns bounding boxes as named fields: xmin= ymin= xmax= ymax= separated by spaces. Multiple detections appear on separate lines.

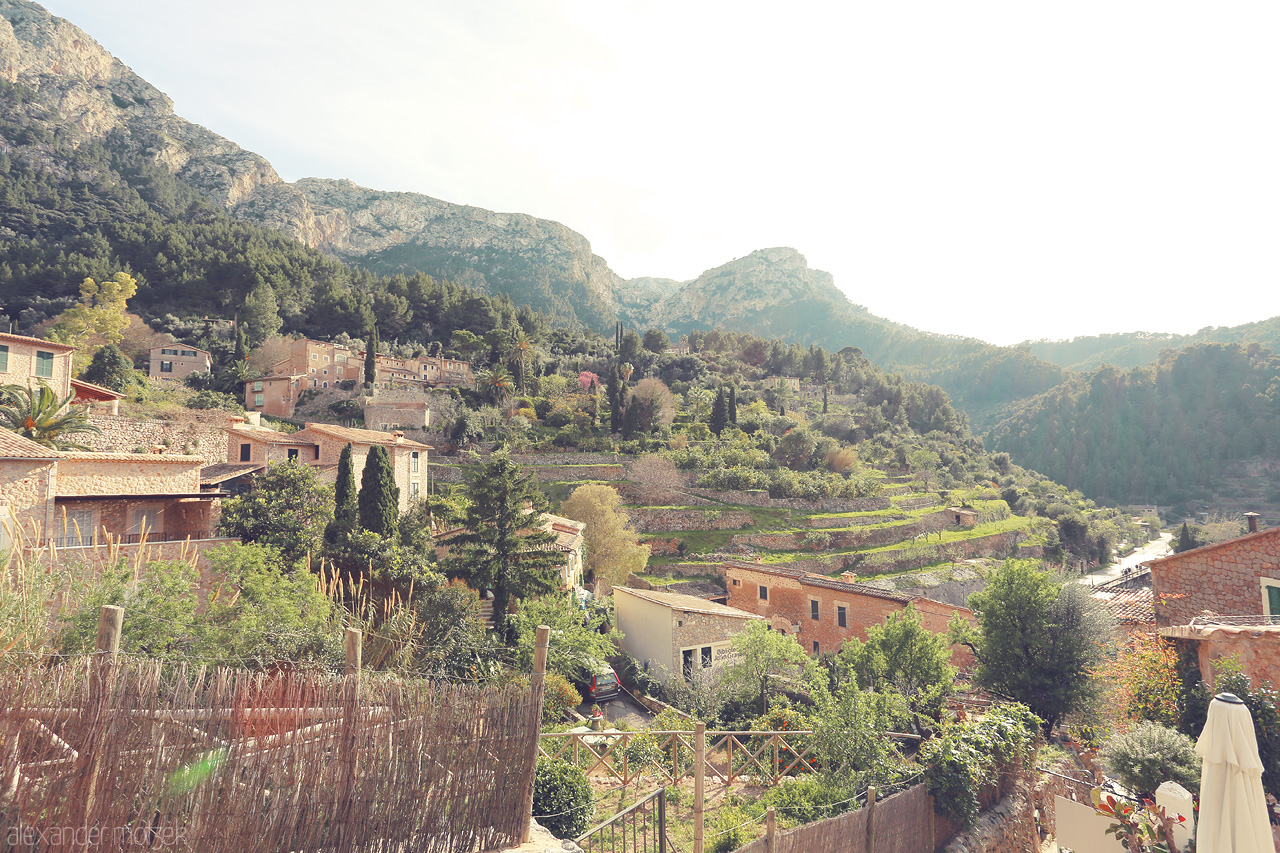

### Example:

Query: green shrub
xmin=920 ymin=703 xmax=1042 ymax=827
xmin=543 ymin=672 xmax=582 ymax=724
xmin=188 ymin=389 xmax=244 ymax=412
xmin=1100 ymin=721 xmax=1199 ymax=798
xmin=532 ymin=756 xmax=593 ymax=839
xmin=707 ymin=805 xmax=754 ymax=853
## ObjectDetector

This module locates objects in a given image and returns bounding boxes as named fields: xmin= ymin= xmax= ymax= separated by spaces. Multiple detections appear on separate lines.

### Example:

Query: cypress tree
xmin=364 ymin=325 xmax=379 ymax=386
xmin=358 ymin=445 xmax=399 ymax=537
xmin=822 ymin=385 xmax=828 ymax=414
xmin=1176 ymin=522 xmax=1194 ymax=553
xmin=709 ymin=387 xmax=728 ymax=436
xmin=728 ymin=385 xmax=737 ymax=424
xmin=325 ymin=443 xmax=357 ymax=544
xmin=607 ymin=364 xmax=624 ymax=433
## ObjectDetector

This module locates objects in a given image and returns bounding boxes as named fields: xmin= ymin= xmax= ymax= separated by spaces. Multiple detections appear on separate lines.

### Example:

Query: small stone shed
xmin=613 ymin=586 xmax=763 ymax=684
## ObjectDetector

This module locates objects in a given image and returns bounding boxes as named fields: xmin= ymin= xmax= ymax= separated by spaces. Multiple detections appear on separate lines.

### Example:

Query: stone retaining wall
xmin=686 ymin=489 xmax=891 ymax=512
xmin=896 ymin=496 xmax=941 ymax=510
xmin=512 ymin=452 xmax=621 ymax=466
xmin=806 ymin=513 xmax=907 ymax=529
xmin=86 ymin=414 xmax=228 ymax=465
xmin=433 ymin=463 xmax=625 ymax=483
xmin=940 ymin=782 xmax=1039 ymax=853
xmin=627 ymin=508 xmax=754 ymax=533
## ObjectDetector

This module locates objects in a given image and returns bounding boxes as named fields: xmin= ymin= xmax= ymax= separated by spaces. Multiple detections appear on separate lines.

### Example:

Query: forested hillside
xmin=1022 ymin=317 xmax=1280 ymax=373
xmin=988 ymin=343 xmax=1280 ymax=508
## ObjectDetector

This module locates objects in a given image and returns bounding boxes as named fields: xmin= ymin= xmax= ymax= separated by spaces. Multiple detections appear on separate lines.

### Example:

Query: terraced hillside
xmin=431 ymin=450 xmax=1045 ymax=601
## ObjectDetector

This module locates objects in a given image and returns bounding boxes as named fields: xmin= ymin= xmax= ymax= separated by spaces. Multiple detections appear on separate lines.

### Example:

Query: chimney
xmin=229 ymin=416 xmax=245 ymax=426
xmin=1246 ymin=512 xmax=1260 ymax=533
xmin=393 ymin=430 xmax=404 ymax=444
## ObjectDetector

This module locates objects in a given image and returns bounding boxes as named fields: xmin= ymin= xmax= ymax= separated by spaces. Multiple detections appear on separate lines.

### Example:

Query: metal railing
xmin=576 ymin=786 xmax=676 ymax=853
xmin=43 ymin=530 xmax=219 ymax=548
xmin=1188 ymin=614 xmax=1280 ymax=627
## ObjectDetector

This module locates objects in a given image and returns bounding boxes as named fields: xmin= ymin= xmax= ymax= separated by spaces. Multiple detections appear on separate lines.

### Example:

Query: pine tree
xmin=709 ymin=387 xmax=728 ymax=436
xmin=444 ymin=449 xmax=563 ymax=642
xmin=325 ymin=443 xmax=357 ymax=544
xmin=357 ymin=445 xmax=399 ymax=537
xmin=80 ymin=344 xmax=135 ymax=392
xmin=364 ymin=325 xmax=379 ymax=386
xmin=728 ymin=385 xmax=737 ymax=425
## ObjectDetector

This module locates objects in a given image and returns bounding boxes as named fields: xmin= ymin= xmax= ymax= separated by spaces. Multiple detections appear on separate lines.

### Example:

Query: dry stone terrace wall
xmin=627 ymin=508 xmax=754 ymax=533
xmin=86 ymin=414 xmax=228 ymax=465
xmin=432 ymin=463 xmax=624 ymax=483
xmin=685 ymin=489 xmax=891 ymax=512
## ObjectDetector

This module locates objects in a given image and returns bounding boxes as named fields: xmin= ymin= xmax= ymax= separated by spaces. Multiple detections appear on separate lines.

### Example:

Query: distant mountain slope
xmin=1022 ymin=318 xmax=1280 ymax=372
xmin=988 ymin=343 xmax=1280 ymax=507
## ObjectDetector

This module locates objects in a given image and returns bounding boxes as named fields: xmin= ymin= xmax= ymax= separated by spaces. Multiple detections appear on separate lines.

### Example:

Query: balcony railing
xmin=42 ymin=530 xmax=219 ymax=548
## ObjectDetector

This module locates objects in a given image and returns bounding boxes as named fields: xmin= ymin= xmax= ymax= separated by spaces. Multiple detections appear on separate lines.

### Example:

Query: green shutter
xmin=1268 ymin=585 xmax=1280 ymax=619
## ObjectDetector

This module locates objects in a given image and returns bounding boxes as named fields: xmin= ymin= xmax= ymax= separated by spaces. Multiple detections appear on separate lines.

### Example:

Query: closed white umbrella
xmin=1196 ymin=692 xmax=1273 ymax=853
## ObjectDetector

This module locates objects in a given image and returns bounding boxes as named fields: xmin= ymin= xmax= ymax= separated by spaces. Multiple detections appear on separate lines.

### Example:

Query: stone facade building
xmin=1149 ymin=525 xmax=1280 ymax=627
xmin=147 ymin=344 xmax=212 ymax=381
xmin=614 ymin=586 xmax=763 ymax=684
xmin=245 ymin=338 xmax=473 ymax=417
xmin=223 ymin=416 xmax=430 ymax=513
xmin=0 ymin=331 xmax=75 ymax=398
xmin=722 ymin=560 xmax=975 ymax=667
xmin=0 ymin=429 xmax=231 ymax=567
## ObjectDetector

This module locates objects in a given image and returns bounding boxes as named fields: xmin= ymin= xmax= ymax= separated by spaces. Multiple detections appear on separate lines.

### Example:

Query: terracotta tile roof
xmin=301 ymin=423 xmax=431 ymax=449
xmin=58 ymin=452 xmax=204 ymax=465
xmin=665 ymin=580 xmax=729 ymax=601
xmin=0 ymin=332 xmax=75 ymax=351
xmin=615 ymin=586 xmax=762 ymax=619
xmin=1092 ymin=587 xmax=1155 ymax=624
xmin=200 ymin=462 xmax=264 ymax=485
xmin=541 ymin=512 xmax=585 ymax=551
xmin=70 ymin=378 xmax=125 ymax=400
xmin=226 ymin=426 xmax=317 ymax=446
xmin=722 ymin=560 xmax=918 ymax=604
xmin=0 ymin=430 xmax=59 ymax=459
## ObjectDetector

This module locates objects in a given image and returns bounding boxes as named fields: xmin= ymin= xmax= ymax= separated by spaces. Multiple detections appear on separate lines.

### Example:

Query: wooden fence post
xmin=694 ymin=720 xmax=705 ymax=853
xmin=865 ymin=785 xmax=878 ymax=853
xmin=96 ymin=604 xmax=123 ymax=656
xmin=521 ymin=625 xmax=551 ymax=843
xmin=766 ymin=806 xmax=776 ymax=853
xmin=77 ymin=605 xmax=124 ymax=833
xmin=344 ymin=627 xmax=362 ymax=677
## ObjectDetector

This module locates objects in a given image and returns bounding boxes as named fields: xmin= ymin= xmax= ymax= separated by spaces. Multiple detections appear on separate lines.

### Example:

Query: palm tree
xmin=477 ymin=366 xmax=515 ymax=405
xmin=0 ymin=382 xmax=102 ymax=450
xmin=508 ymin=329 xmax=534 ymax=393
xmin=686 ymin=387 xmax=713 ymax=421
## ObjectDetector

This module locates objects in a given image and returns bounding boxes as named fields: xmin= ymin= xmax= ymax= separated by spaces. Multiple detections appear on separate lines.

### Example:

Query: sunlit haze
xmin=39 ymin=0 xmax=1280 ymax=345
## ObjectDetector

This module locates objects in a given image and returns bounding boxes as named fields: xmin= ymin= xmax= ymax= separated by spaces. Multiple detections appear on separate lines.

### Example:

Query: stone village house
xmin=222 ymin=415 xmax=430 ymax=513
xmin=0 ymin=331 xmax=124 ymax=415
xmin=614 ymin=586 xmax=764 ymax=684
xmin=1150 ymin=517 xmax=1280 ymax=689
xmin=722 ymin=560 xmax=976 ymax=667
xmin=0 ymin=429 xmax=234 ymax=570
xmin=244 ymin=338 xmax=474 ymax=418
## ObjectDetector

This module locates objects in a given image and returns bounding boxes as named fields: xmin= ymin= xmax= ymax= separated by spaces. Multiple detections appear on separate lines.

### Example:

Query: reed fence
xmin=0 ymin=607 xmax=550 ymax=853
xmin=732 ymin=783 xmax=934 ymax=853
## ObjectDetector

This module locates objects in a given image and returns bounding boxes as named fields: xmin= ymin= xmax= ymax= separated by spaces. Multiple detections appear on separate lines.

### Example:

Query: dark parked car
xmin=579 ymin=661 xmax=621 ymax=701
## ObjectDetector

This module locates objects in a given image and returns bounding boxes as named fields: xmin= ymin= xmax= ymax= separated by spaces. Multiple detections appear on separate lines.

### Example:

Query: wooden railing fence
xmin=0 ymin=606 xmax=552 ymax=853
xmin=539 ymin=728 xmax=819 ymax=787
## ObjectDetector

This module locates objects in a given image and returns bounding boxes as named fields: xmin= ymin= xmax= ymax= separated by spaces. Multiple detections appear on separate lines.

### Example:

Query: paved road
xmin=577 ymin=692 xmax=654 ymax=728
xmin=1078 ymin=531 xmax=1173 ymax=586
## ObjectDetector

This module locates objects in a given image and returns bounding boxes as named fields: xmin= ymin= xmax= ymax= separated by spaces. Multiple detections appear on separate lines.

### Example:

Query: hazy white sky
xmin=39 ymin=0 xmax=1280 ymax=345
